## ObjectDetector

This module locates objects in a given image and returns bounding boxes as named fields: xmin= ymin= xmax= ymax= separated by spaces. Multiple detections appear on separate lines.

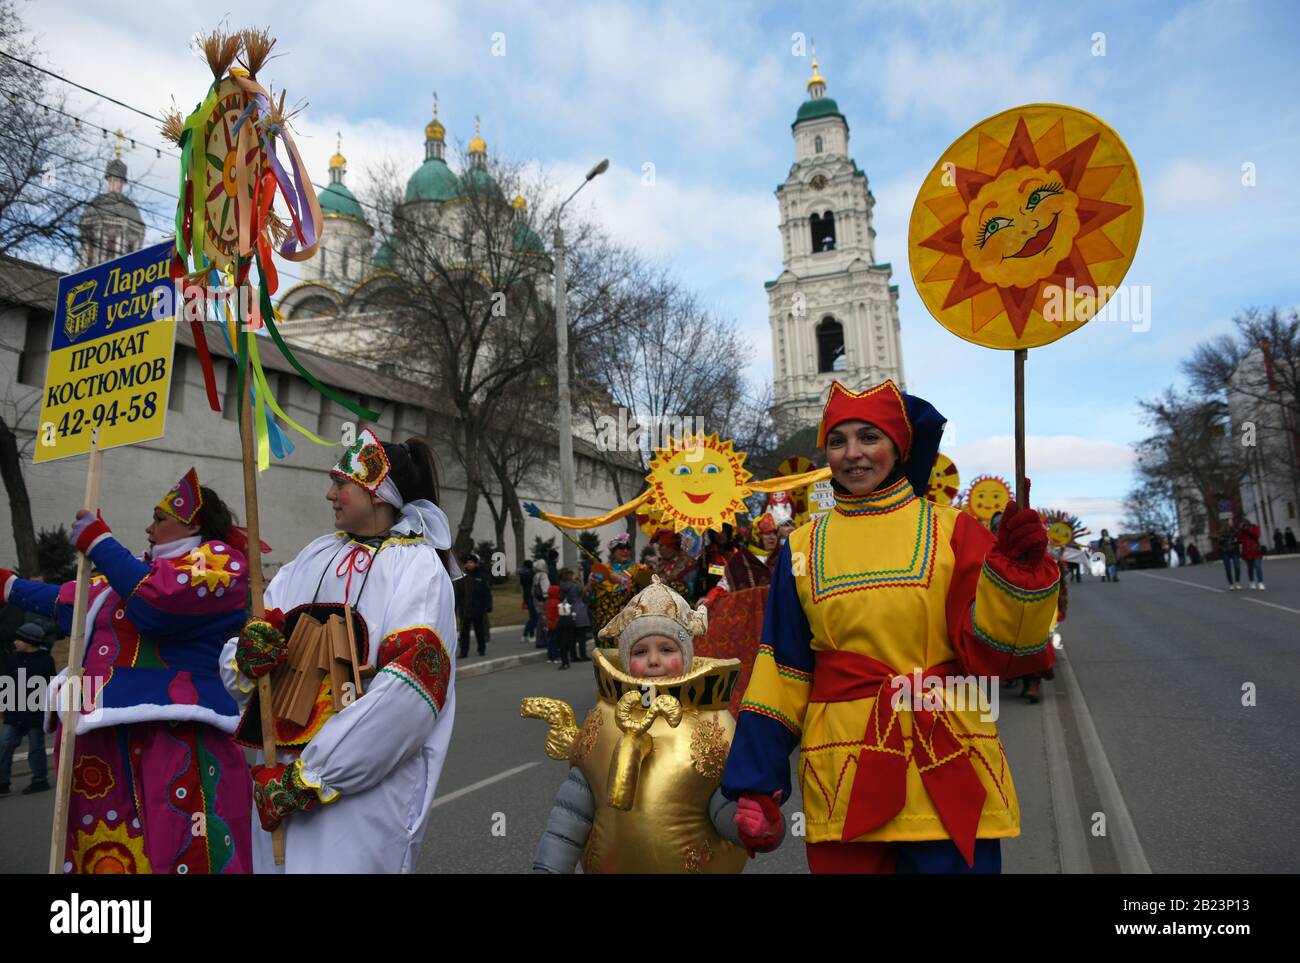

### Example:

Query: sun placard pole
xmin=1014 ymin=349 xmax=1027 ymax=505
xmin=48 ymin=430 xmax=103 ymax=874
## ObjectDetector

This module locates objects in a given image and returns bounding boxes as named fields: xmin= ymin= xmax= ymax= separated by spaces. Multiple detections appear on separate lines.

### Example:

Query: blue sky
xmin=21 ymin=0 xmax=1300 ymax=534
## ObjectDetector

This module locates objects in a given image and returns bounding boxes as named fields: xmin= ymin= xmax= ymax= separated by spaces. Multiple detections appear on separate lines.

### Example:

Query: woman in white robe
xmin=220 ymin=430 xmax=460 ymax=873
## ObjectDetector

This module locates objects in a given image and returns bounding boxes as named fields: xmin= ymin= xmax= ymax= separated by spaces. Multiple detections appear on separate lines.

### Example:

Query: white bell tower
xmin=766 ymin=51 xmax=906 ymax=439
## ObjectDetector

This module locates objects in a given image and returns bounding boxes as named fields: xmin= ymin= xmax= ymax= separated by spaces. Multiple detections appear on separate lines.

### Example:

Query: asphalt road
xmin=3 ymin=561 xmax=1296 ymax=873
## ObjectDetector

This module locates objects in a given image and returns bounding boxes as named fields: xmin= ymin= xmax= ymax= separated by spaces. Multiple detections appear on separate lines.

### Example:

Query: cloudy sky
xmin=19 ymin=0 xmax=1300 ymax=535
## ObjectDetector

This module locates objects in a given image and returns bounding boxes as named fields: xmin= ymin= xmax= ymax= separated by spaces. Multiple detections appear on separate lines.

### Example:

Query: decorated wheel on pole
xmin=926 ymin=452 xmax=961 ymax=505
xmin=202 ymin=77 xmax=263 ymax=268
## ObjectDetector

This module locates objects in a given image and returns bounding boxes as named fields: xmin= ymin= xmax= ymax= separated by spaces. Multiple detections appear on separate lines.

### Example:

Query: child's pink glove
xmin=735 ymin=790 xmax=784 ymax=856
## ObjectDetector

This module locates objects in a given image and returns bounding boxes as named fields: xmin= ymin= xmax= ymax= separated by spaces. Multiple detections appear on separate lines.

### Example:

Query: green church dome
xmin=318 ymin=181 xmax=366 ymax=222
xmin=405 ymin=157 xmax=460 ymax=203
xmin=373 ymin=237 xmax=396 ymax=269
xmin=512 ymin=220 xmax=545 ymax=255
xmin=459 ymin=166 xmax=503 ymax=200
xmin=794 ymin=96 xmax=845 ymax=126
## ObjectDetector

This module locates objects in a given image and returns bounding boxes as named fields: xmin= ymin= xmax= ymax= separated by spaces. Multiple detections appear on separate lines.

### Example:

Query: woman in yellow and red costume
xmin=721 ymin=380 xmax=1059 ymax=873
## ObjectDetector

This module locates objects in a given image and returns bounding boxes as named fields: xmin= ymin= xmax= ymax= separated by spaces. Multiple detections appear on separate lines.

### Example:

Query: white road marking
xmin=1135 ymin=571 xmax=1300 ymax=614
xmin=428 ymin=761 xmax=540 ymax=810
xmin=1134 ymin=572 xmax=1224 ymax=593
xmin=1056 ymin=651 xmax=1153 ymax=874
xmin=1041 ymin=680 xmax=1094 ymax=874
xmin=1242 ymin=597 xmax=1300 ymax=616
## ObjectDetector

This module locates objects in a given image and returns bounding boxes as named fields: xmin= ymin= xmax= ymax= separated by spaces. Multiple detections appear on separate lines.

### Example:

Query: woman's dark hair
xmin=384 ymin=436 xmax=441 ymax=505
xmin=195 ymin=486 xmax=235 ymax=542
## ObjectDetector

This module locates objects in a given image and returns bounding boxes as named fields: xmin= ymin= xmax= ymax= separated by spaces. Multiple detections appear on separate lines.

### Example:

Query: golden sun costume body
xmin=523 ymin=577 xmax=754 ymax=873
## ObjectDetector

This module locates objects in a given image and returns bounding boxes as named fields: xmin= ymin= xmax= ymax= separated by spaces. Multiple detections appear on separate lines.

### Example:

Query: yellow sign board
xmin=34 ymin=241 xmax=176 ymax=463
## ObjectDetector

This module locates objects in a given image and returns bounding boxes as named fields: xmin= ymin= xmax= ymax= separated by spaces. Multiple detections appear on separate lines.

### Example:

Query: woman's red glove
xmin=735 ymin=790 xmax=784 ymax=856
xmin=995 ymin=479 xmax=1048 ymax=568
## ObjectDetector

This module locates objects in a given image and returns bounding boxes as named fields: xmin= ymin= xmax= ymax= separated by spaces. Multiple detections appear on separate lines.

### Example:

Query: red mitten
xmin=0 ymin=567 xmax=14 ymax=599
xmin=994 ymin=479 xmax=1047 ymax=566
xmin=251 ymin=761 xmax=318 ymax=833
xmin=735 ymin=790 xmax=784 ymax=857
xmin=988 ymin=479 xmax=1056 ymax=587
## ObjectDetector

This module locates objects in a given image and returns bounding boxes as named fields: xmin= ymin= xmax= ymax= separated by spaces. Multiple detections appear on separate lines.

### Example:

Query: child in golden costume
xmin=523 ymin=575 xmax=776 ymax=873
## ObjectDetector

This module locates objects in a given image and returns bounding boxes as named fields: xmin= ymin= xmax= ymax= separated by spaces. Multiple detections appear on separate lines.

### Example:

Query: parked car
xmin=1116 ymin=532 xmax=1167 ymax=570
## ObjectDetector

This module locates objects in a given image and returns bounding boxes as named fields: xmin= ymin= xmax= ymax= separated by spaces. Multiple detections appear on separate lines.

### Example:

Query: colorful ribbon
xmin=171 ymin=67 xmax=372 ymax=470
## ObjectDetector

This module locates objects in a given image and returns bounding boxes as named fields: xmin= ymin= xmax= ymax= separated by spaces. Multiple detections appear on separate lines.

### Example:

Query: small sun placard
xmin=909 ymin=103 xmax=1143 ymax=350
xmin=644 ymin=433 xmax=752 ymax=533
xmin=926 ymin=452 xmax=961 ymax=506
xmin=963 ymin=474 xmax=1012 ymax=525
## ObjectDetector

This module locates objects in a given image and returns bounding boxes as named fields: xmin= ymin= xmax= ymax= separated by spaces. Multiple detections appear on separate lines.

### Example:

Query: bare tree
xmin=1121 ymin=477 xmax=1178 ymax=543
xmin=0 ymin=386 xmax=40 ymax=573
xmin=572 ymin=272 xmax=762 ymax=538
xmin=0 ymin=1 xmax=101 ymax=261
xmin=1 ymin=2 xmax=103 ymax=574
xmin=478 ymin=369 xmax=555 ymax=565
xmin=1133 ymin=388 xmax=1248 ymax=541
xmin=1183 ymin=306 xmax=1300 ymax=514
xmin=359 ymin=153 xmax=577 ymax=553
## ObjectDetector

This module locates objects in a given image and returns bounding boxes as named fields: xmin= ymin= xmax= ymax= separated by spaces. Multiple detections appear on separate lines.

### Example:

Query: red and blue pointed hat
xmin=160 ymin=467 xmax=203 ymax=525
xmin=817 ymin=379 xmax=947 ymax=496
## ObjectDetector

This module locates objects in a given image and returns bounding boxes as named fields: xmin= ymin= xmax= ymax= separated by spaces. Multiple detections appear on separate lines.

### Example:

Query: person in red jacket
xmin=1237 ymin=518 xmax=1265 ymax=590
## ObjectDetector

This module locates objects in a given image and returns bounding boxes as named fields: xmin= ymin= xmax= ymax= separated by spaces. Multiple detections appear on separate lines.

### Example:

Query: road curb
xmin=456 ymin=649 xmax=548 ymax=679
xmin=1041 ymin=662 xmax=1094 ymax=874
xmin=1056 ymin=652 xmax=1153 ymax=874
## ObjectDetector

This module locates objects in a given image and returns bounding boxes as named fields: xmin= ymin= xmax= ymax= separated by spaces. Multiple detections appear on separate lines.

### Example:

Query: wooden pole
xmin=48 ymin=430 xmax=103 ymax=874
xmin=237 ymin=278 xmax=285 ymax=865
xmin=1014 ymin=349 xmax=1027 ymax=506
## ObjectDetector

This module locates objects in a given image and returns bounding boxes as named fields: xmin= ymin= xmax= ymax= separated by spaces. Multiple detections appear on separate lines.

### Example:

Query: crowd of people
xmin=5 ymin=375 xmax=1293 ymax=875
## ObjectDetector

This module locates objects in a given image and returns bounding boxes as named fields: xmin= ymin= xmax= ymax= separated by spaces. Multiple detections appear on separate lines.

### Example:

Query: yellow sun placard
xmin=909 ymin=104 xmax=1143 ymax=350
xmin=1044 ymin=508 xmax=1090 ymax=548
xmin=963 ymin=474 xmax=1012 ymax=525
xmin=645 ymin=433 xmax=752 ymax=533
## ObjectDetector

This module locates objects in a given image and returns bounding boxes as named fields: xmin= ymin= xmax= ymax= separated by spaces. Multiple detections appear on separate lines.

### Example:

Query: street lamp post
xmin=553 ymin=159 xmax=609 ymax=570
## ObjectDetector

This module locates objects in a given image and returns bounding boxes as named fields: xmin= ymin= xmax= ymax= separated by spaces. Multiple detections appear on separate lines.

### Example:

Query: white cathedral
xmin=767 ymin=55 xmax=906 ymax=438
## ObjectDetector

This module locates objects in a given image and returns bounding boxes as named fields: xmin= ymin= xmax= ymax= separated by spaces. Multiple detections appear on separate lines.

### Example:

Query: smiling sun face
xmin=1048 ymin=519 xmax=1075 ymax=547
xmin=646 ymin=433 xmax=752 ymax=533
xmin=961 ymin=166 xmax=1081 ymax=288
xmin=964 ymin=475 xmax=1011 ymax=524
xmin=909 ymin=104 xmax=1143 ymax=349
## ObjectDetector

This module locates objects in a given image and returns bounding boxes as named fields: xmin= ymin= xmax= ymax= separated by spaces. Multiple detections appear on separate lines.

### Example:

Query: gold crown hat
xmin=598 ymin=574 xmax=708 ymax=668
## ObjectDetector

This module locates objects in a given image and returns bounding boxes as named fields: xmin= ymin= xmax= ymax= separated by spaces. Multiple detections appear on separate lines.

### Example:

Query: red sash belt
xmin=811 ymin=650 xmax=987 ymax=866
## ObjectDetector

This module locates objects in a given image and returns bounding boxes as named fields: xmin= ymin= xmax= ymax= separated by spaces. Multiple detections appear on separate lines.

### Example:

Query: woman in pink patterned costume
xmin=0 ymin=468 xmax=254 ymax=874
